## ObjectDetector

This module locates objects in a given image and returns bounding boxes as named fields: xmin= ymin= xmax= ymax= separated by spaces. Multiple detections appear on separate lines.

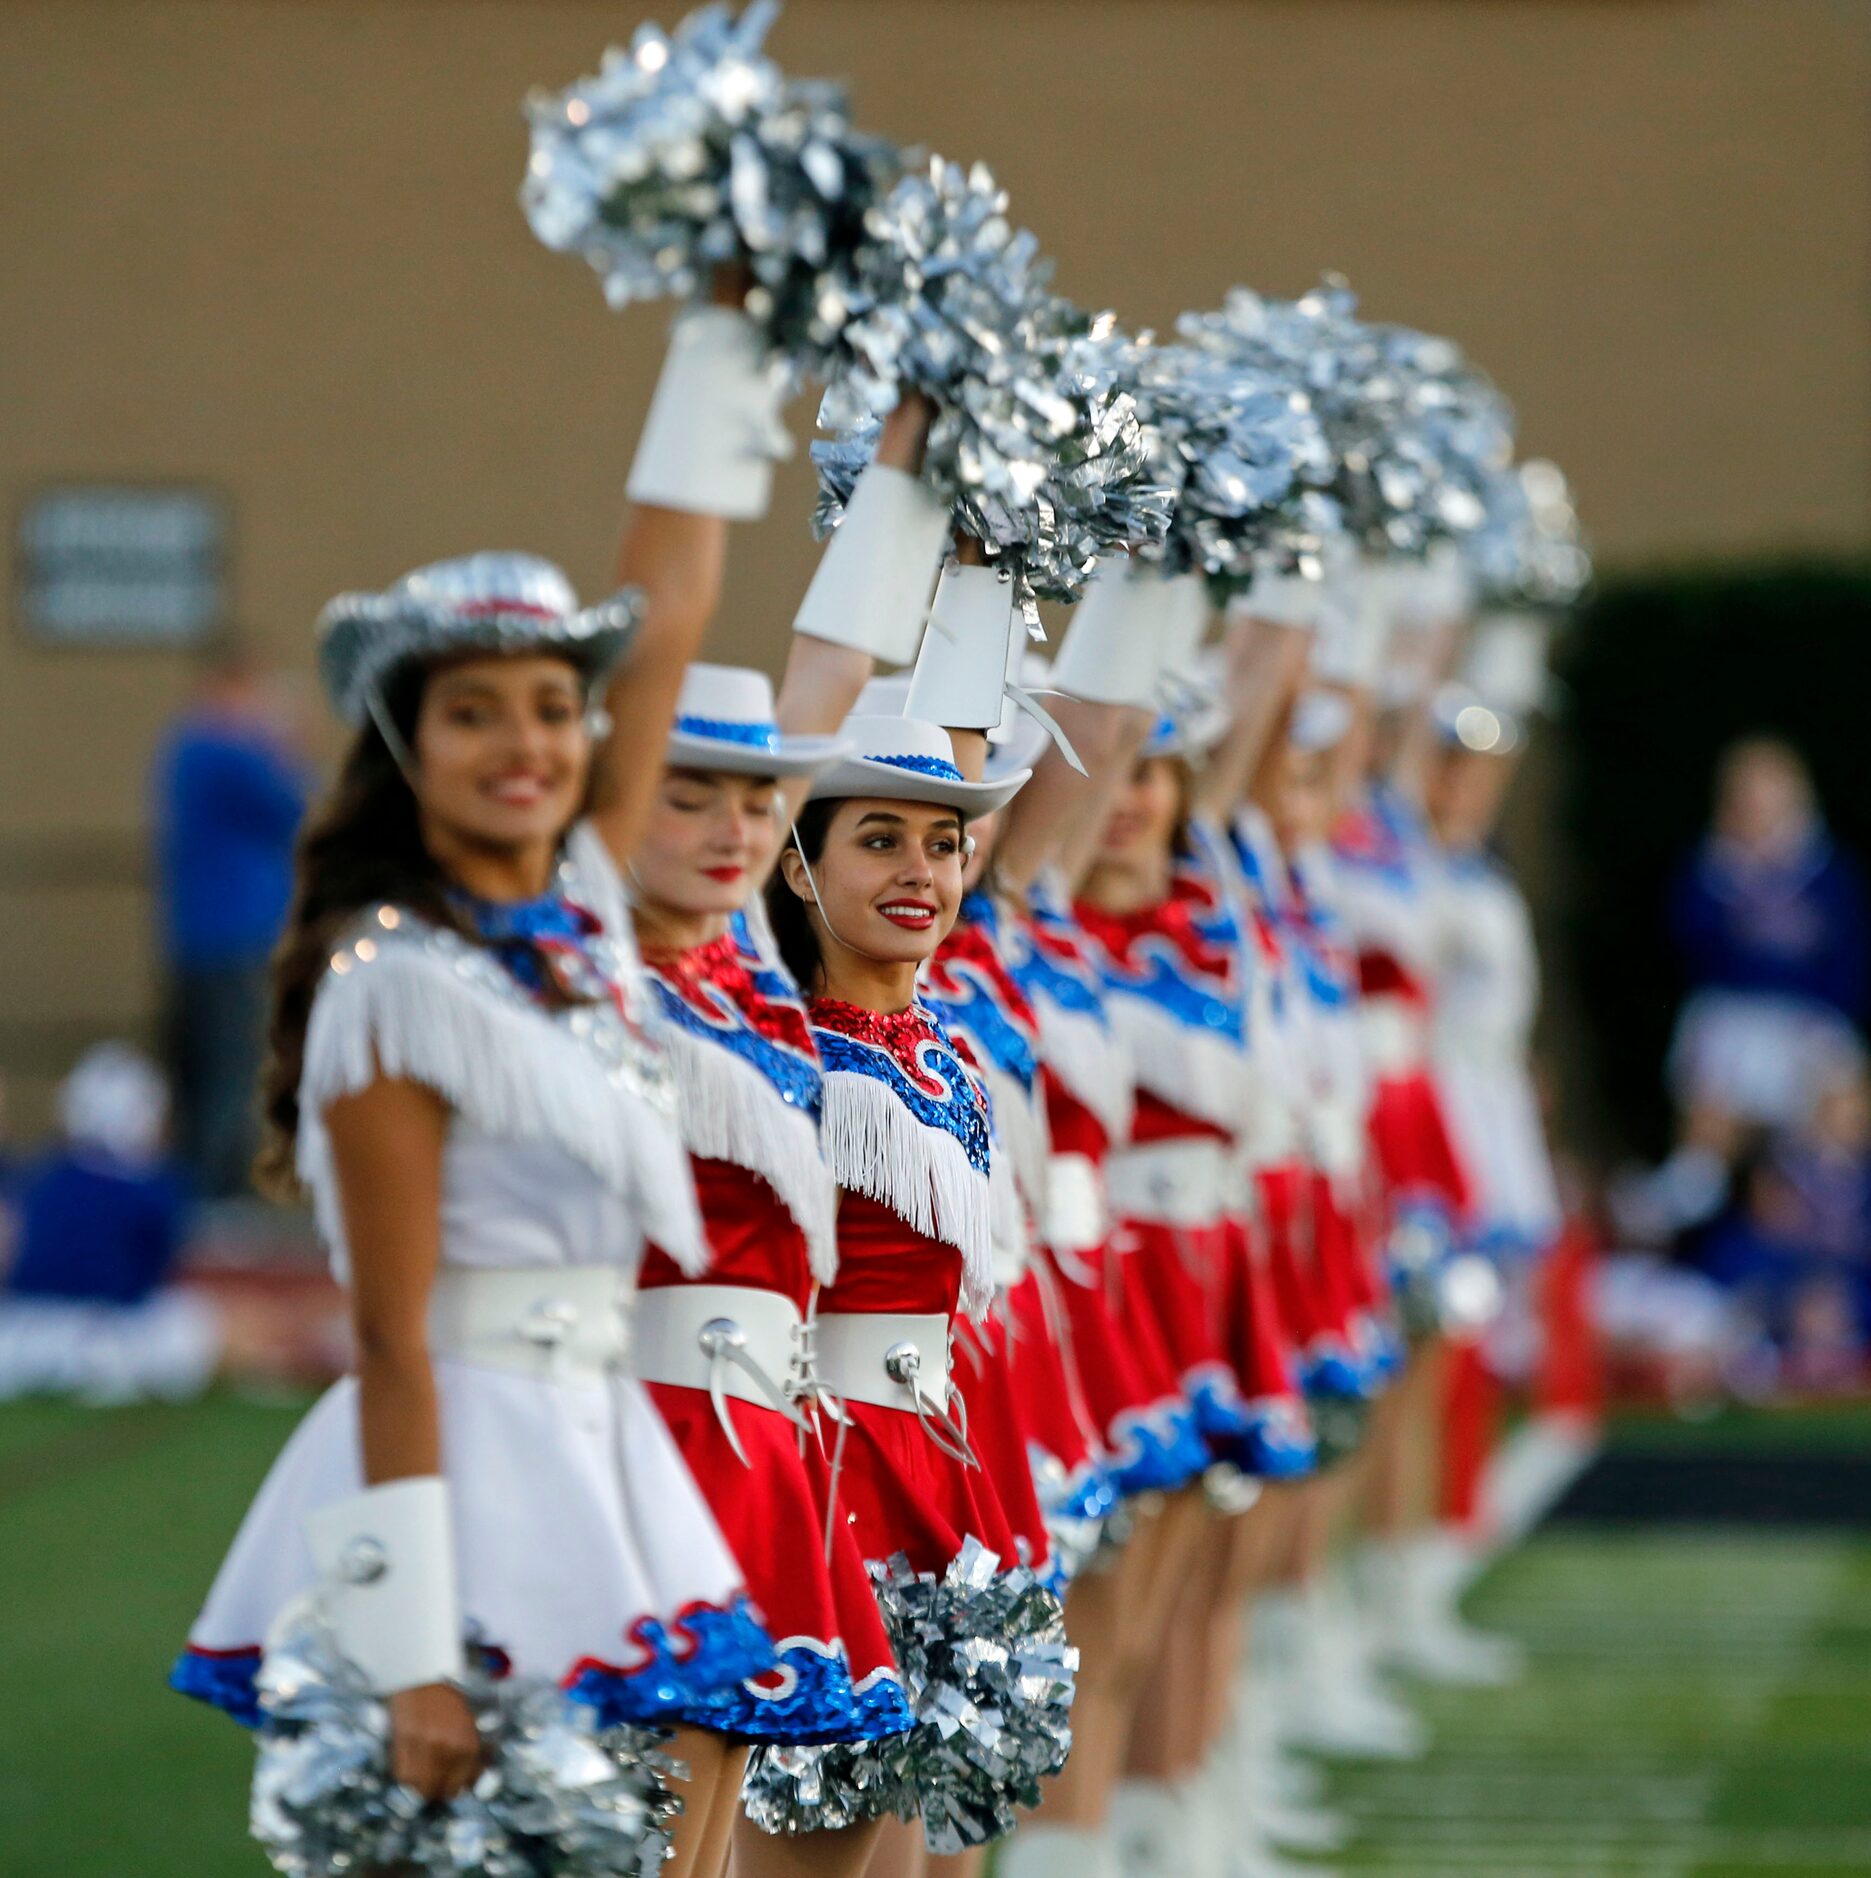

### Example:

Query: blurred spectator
xmin=1695 ymin=1067 xmax=1871 ymax=1394
xmin=1621 ymin=739 xmax=1869 ymax=1243
xmin=0 ymin=1044 xmax=222 ymax=1403
xmin=152 ymin=642 xmax=310 ymax=1198
xmin=1668 ymin=737 xmax=1867 ymax=1138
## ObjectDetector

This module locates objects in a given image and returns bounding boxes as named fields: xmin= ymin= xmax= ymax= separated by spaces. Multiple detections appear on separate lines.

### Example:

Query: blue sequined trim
xmin=650 ymin=973 xmax=823 ymax=1120
xmin=866 ymin=751 xmax=963 ymax=783
xmin=1301 ymin=1341 xmax=1378 ymax=1405
xmin=1106 ymin=1401 xmax=1212 ymax=1496
xmin=925 ymin=975 xmax=1037 ymax=1092
xmin=169 ymin=1646 xmax=264 ymax=1728
xmin=1098 ymin=937 xmax=1246 ymax=1044
xmin=699 ymin=1642 xmax=915 ymax=1745
xmin=1232 ymin=1399 xmax=1320 ymax=1480
xmin=677 ymin=713 xmax=781 ymax=750
xmin=1188 ymin=1370 xmax=1261 ymax=1447
xmin=172 ymin=1599 xmax=779 ymax=1733
xmin=815 ymin=1025 xmax=991 ymax=1176
xmin=567 ymin=1596 xmax=778 ymax=1727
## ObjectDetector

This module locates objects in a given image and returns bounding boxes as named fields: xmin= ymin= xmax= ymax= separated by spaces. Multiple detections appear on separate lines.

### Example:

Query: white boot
xmin=1281 ymin=1577 xmax=1429 ymax=1762
xmin=1236 ymin=1611 xmax=1329 ymax=1808
xmin=1109 ymin=1778 xmax=1203 ymax=1878
xmin=1212 ymin=1715 xmax=1350 ymax=1873
xmin=996 ymin=1823 xmax=1124 ymax=1878
xmin=1363 ymin=1534 xmax=1526 ymax=1688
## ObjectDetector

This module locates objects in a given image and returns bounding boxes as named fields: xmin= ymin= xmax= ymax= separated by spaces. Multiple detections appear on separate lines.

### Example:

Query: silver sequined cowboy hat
xmin=665 ymin=663 xmax=847 ymax=778
xmin=808 ymin=714 xmax=1031 ymax=817
xmin=316 ymin=552 xmax=641 ymax=726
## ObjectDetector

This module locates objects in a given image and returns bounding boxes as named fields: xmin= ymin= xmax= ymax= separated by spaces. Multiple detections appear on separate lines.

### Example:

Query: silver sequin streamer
xmin=249 ymin=1610 xmax=680 ymax=1878
xmin=1078 ymin=328 xmax=1345 ymax=597
xmin=1179 ymin=280 xmax=1515 ymax=561
xmin=811 ymin=165 xmax=1175 ymax=623
xmin=1465 ymin=457 xmax=1592 ymax=607
xmin=742 ymin=1540 xmax=1078 ymax=1851
xmin=522 ymin=2 xmax=900 ymax=368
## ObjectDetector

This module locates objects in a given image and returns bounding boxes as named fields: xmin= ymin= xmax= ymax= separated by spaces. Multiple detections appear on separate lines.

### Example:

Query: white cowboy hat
xmin=665 ymin=663 xmax=846 ymax=777
xmin=808 ymin=714 xmax=1032 ymax=817
xmin=317 ymin=551 xmax=638 ymax=726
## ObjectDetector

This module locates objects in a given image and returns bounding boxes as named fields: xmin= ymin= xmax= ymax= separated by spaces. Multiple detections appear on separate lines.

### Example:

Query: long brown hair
xmin=764 ymin=797 xmax=837 ymax=997
xmin=255 ymin=660 xmax=591 ymax=1198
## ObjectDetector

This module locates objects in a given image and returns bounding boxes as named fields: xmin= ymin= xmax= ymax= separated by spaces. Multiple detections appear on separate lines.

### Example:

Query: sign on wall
xmin=15 ymin=484 xmax=228 ymax=648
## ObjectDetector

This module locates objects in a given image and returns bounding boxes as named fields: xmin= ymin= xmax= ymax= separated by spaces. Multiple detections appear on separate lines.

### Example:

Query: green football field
xmin=2 ymin=1393 xmax=1868 ymax=1877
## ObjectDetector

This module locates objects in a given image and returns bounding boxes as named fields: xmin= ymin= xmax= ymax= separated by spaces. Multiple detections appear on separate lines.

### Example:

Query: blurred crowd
xmin=1608 ymin=737 xmax=1871 ymax=1399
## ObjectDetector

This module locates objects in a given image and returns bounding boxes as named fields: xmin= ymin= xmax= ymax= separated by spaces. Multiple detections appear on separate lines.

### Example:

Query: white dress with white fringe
xmin=171 ymin=848 xmax=775 ymax=1728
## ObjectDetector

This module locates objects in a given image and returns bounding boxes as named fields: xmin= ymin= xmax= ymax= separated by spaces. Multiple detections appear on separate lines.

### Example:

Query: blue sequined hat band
xmin=676 ymin=714 xmax=781 ymax=750
xmin=867 ymin=751 xmax=965 ymax=783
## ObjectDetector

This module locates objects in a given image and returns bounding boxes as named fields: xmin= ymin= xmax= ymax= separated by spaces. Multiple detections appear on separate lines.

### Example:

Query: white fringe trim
xmin=1031 ymin=997 xmax=1135 ymax=1148
xmin=298 ymin=932 xmax=706 ymax=1275
xmin=989 ymin=1151 xmax=1032 ymax=1289
xmin=975 ymin=1057 xmax=1051 ymax=1223
xmin=819 ymin=1069 xmax=994 ymax=1319
xmin=1105 ymin=994 xmax=1252 ymax=1138
xmin=657 ymin=1019 xmax=840 ymax=1285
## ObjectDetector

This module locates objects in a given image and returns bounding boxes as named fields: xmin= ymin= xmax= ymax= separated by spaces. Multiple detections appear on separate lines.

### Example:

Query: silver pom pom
xmin=1076 ymin=328 xmax=1345 ymax=596
xmin=249 ymin=1608 xmax=680 ymax=1877
xmin=1466 ymin=457 xmax=1593 ymax=607
xmin=743 ymin=1540 xmax=1078 ymax=1852
xmin=1179 ymin=279 xmax=1514 ymax=561
xmin=811 ymin=162 xmax=1174 ymax=622
xmin=522 ymin=2 xmax=899 ymax=365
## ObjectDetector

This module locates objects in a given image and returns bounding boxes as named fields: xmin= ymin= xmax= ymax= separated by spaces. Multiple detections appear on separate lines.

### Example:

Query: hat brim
xmin=318 ymin=587 xmax=640 ymax=726
xmin=808 ymin=756 xmax=1032 ymax=817
xmin=664 ymin=730 xmax=848 ymax=779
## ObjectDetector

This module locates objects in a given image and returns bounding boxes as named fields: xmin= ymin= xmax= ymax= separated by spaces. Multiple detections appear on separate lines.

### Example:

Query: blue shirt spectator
xmin=5 ymin=1153 xmax=189 ymax=1308
xmin=155 ymin=702 xmax=310 ymax=969
xmin=1671 ymin=826 xmax=1868 ymax=1020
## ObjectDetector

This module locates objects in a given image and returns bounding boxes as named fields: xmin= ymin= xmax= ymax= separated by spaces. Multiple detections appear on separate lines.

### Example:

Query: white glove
xmin=1049 ymin=559 xmax=1165 ymax=708
xmin=627 ymin=306 xmax=791 ymax=520
xmin=1154 ymin=574 xmax=1212 ymax=706
xmin=1311 ymin=562 xmax=1393 ymax=689
xmin=303 ymin=1476 xmax=465 ymax=1695
xmin=1464 ymin=609 xmax=1553 ymax=716
xmin=906 ymin=563 xmax=1020 ymax=730
xmin=1236 ymin=567 xmax=1329 ymax=631
xmin=794 ymin=464 xmax=951 ymax=664
xmin=1399 ymin=542 xmax=1476 ymax=627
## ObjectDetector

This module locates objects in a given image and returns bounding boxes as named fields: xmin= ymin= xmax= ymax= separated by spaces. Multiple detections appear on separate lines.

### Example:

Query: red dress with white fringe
xmin=637 ymin=916 xmax=910 ymax=1743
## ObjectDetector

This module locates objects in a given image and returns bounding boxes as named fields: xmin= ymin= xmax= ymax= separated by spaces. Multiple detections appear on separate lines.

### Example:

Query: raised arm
xmin=994 ymin=558 xmax=1168 ymax=897
xmin=1002 ymin=697 xmax=1155 ymax=898
xmin=588 ymin=273 xmax=778 ymax=869
xmin=1189 ymin=606 xmax=1315 ymax=822
xmin=770 ymin=396 xmax=943 ymax=832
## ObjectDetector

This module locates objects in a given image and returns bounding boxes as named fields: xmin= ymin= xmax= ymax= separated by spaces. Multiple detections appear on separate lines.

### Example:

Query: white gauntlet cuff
xmin=906 ymin=563 xmax=1020 ymax=730
xmin=627 ymin=306 xmax=791 ymax=521
xmin=303 ymin=1476 xmax=465 ymax=1695
xmin=1049 ymin=560 xmax=1165 ymax=708
xmin=794 ymin=464 xmax=951 ymax=664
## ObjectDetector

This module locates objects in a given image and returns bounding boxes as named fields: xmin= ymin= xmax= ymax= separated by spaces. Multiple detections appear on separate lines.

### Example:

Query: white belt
xmin=627 ymin=1284 xmax=809 ymax=1462
xmin=813 ymin=1309 xmax=976 ymax=1466
xmin=1045 ymin=1151 xmax=1109 ymax=1253
xmin=1244 ymin=1095 xmax=1305 ymax=1171
xmin=1362 ymin=995 xmax=1428 ymax=1077
xmin=427 ymin=1266 xmax=627 ymax=1383
xmin=1309 ymin=1097 xmax=1368 ymax=1181
xmin=1107 ymin=1138 xmax=1230 ymax=1228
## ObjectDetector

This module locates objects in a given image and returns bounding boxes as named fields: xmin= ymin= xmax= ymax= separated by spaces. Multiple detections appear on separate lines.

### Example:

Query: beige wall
xmin=2 ymin=0 xmax=1868 ymax=1125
